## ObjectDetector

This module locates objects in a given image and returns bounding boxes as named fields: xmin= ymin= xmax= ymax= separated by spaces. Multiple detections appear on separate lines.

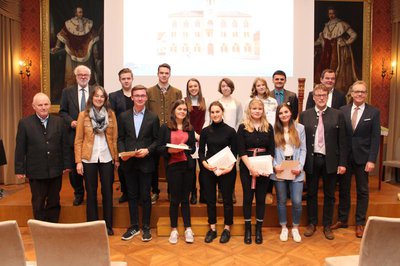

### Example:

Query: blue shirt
xmin=133 ymin=107 xmax=145 ymax=138
xmin=37 ymin=114 xmax=49 ymax=128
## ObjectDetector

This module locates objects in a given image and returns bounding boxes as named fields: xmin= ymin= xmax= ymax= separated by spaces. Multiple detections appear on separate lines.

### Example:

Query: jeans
xmin=275 ymin=180 xmax=303 ymax=226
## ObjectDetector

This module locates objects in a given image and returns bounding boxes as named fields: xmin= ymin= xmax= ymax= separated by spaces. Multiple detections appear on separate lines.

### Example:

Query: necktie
xmin=80 ymin=89 xmax=86 ymax=111
xmin=160 ymin=87 xmax=167 ymax=94
xmin=352 ymin=107 xmax=359 ymax=131
xmin=317 ymin=111 xmax=324 ymax=148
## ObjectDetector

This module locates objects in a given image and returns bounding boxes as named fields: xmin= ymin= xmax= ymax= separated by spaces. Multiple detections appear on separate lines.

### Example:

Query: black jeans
xmin=83 ymin=161 xmax=114 ymax=229
xmin=123 ymin=159 xmax=152 ymax=229
xmin=29 ymin=176 xmax=62 ymax=222
xmin=203 ymin=167 xmax=236 ymax=225
xmin=69 ymin=147 xmax=84 ymax=198
xmin=151 ymin=154 xmax=161 ymax=195
xmin=306 ymin=156 xmax=337 ymax=227
xmin=167 ymin=161 xmax=193 ymax=228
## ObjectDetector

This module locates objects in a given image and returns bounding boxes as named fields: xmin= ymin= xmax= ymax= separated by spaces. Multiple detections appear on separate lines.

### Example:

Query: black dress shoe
xmin=107 ymin=227 xmax=114 ymax=236
xmin=119 ymin=193 xmax=128 ymax=203
xmin=219 ymin=229 xmax=231 ymax=244
xmin=190 ymin=193 xmax=197 ymax=205
xmin=73 ymin=195 xmax=83 ymax=206
xmin=204 ymin=230 xmax=217 ymax=243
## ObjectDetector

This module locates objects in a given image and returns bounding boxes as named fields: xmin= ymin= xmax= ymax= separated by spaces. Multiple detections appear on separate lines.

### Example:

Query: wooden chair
xmin=325 ymin=216 xmax=400 ymax=266
xmin=28 ymin=219 xmax=126 ymax=266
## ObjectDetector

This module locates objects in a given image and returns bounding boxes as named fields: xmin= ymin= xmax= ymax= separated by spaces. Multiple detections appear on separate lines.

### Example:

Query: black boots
xmin=255 ymin=221 xmax=263 ymax=244
xmin=244 ymin=221 xmax=252 ymax=244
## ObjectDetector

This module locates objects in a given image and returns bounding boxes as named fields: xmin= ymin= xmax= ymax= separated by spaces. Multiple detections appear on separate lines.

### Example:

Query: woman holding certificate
xmin=237 ymin=98 xmax=275 ymax=244
xmin=271 ymin=103 xmax=306 ymax=243
xmin=158 ymin=100 xmax=196 ymax=244
xmin=199 ymin=101 xmax=237 ymax=244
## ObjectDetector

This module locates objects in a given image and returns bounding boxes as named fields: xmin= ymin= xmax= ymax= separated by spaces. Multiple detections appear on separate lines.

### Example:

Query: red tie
xmin=317 ymin=111 xmax=324 ymax=148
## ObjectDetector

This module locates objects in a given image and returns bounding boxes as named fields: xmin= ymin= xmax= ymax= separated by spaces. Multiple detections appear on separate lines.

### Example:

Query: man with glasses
xmin=331 ymin=81 xmax=380 ymax=238
xmin=59 ymin=65 xmax=93 ymax=206
xmin=299 ymin=84 xmax=347 ymax=240
xmin=270 ymin=70 xmax=299 ymax=120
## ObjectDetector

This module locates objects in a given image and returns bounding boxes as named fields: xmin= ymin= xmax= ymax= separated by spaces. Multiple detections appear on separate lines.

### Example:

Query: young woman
xmin=237 ymin=98 xmax=275 ymax=244
xmin=271 ymin=103 xmax=306 ymax=243
xmin=199 ymin=101 xmax=237 ymax=244
xmin=184 ymin=78 xmax=206 ymax=204
xmin=74 ymin=86 xmax=118 ymax=236
xmin=245 ymin=77 xmax=278 ymax=117
xmin=158 ymin=100 xmax=196 ymax=244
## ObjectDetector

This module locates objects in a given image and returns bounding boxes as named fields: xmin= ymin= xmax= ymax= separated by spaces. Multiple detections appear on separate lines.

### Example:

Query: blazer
xmin=270 ymin=89 xmax=299 ymax=120
xmin=109 ymin=89 xmax=130 ymax=118
xmin=15 ymin=115 xmax=71 ymax=179
xmin=59 ymin=85 xmax=94 ymax=146
xmin=305 ymin=88 xmax=346 ymax=110
xmin=271 ymin=123 xmax=307 ymax=182
xmin=146 ymin=85 xmax=182 ymax=125
xmin=117 ymin=108 xmax=159 ymax=173
xmin=340 ymin=103 xmax=380 ymax=165
xmin=157 ymin=124 xmax=196 ymax=168
xmin=74 ymin=110 xmax=119 ymax=163
xmin=299 ymin=107 xmax=347 ymax=174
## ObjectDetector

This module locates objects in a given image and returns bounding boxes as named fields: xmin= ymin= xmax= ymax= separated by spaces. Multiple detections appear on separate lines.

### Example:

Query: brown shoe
xmin=331 ymin=221 xmax=349 ymax=230
xmin=356 ymin=225 xmax=364 ymax=238
xmin=323 ymin=226 xmax=335 ymax=240
xmin=304 ymin=224 xmax=316 ymax=237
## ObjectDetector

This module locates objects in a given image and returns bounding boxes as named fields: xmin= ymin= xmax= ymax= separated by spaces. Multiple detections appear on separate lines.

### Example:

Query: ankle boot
xmin=255 ymin=221 xmax=263 ymax=244
xmin=244 ymin=221 xmax=252 ymax=244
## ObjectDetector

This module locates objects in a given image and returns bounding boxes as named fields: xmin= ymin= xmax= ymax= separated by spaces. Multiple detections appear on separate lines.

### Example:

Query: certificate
xmin=118 ymin=150 xmax=138 ymax=158
xmin=276 ymin=160 xmax=300 ymax=180
xmin=248 ymin=155 xmax=274 ymax=176
xmin=207 ymin=146 xmax=237 ymax=176
xmin=166 ymin=143 xmax=190 ymax=150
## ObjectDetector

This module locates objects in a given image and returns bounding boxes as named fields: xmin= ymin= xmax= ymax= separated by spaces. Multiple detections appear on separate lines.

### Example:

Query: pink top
xmin=169 ymin=129 xmax=189 ymax=165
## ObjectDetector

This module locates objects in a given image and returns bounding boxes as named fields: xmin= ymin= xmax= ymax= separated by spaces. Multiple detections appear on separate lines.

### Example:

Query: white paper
xmin=276 ymin=160 xmax=299 ymax=180
xmin=248 ymin=155 xmax=274 ymax=175
xmin=166 ymin=143 xmax=191 ymax=150
xmin=207 ymin=146 xmax=237 ymax=175
xmin=191 ymin=142 xmax=199 ymax=159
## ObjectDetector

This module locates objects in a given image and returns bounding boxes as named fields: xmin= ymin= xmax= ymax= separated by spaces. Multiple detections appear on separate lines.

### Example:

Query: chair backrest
xmin=358 ymin=216 xmax=400 ymax=266
xmin=0 ymin=220 xmax=27 ymax=266
xmin=28 ymin=219 xmax=112 ymax=266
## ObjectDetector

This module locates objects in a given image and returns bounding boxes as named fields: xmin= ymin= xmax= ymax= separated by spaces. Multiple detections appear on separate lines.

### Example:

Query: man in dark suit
xmin=270 ymin=70 xmax=299 ymax=119
xmin=306 ymin=69 xmax=347 ymax=110
xmin=118 ymin=85 xmax=159 ymax=242
xmin=109 ymin=68 xmax=134 ymax=203
xmin=299 ymin=84 xmax=347 ymax=240
xmin=15 ymin=93 xmax=71 ymax=222
xmin=59 ymin=65 xmax=93 ymax=206
xmin=331 ymin=81 xmax=380 ymax=238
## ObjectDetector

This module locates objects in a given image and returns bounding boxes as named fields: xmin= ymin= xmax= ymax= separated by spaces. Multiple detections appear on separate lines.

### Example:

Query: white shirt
xmin=327 ymin=88 xmax=334 ymax=108
xmin=283 ymin=131 xmax=294 ymax=157
xmin=314 ymin=106 xmax=327 ymax=154
xmin=219 ymin=97 xmax=243 ymax=130
xmin=82 ymin=132 xmax=112 ymax=163
xmin=351 ymin=103 xmax=365 ymax=129
xmin=78 ymin=86 xmax=89 ymax=112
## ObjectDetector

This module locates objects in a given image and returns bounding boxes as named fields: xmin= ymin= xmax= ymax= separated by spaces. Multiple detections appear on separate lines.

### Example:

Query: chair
xmin=28 ymin=219 xmax=126 ymax=266
xmin=325 ymin=216 xmax=400 ymax=266
xmin=382 ymin=137 xmax=400 ymax=183
xmin=0 ymin=220 xmax=35 ymax=266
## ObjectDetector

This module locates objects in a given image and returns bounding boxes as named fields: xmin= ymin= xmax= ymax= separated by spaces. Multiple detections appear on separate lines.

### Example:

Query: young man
xmin=118 ymin=85 xmax=159 ymax=242
xmin=270 ymin=70 xmax=299 ymax=120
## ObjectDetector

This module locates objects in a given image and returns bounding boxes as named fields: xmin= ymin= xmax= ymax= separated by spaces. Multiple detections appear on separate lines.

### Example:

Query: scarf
xmin=89 ymin=107 xmax=109 ymax=133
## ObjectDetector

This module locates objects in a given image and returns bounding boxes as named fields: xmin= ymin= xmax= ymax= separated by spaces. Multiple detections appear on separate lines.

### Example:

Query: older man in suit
xmin=15 ymin=93 xmax=71 ymax=222
xmin=306 ymin=69 xmax=347 ymax=110
xmin=59 ymin=65 xmax=94 ymax=206
xmin=118 ymin=85 xmax=159 ymax=242
xmin=299 ymin=84 xmax=347 ymax=240
xmin=270 ymin=70 xmax=299 ymax=120
xmin=331 ymin=81 xmax=380 ymax=238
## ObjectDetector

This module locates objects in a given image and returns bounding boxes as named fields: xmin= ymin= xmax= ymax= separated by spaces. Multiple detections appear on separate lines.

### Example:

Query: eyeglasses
xmin=352 ymin=90 xmax=367 ymax=94
xmin=314 ymin=94 xmax=328 ymax=98
xmin=132 ymin=95 xmax=147 ymax=98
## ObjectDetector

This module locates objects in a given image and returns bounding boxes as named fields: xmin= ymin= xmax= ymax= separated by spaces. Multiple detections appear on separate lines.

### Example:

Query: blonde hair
xmin=243 ymin=98 xmax=270 ymax=133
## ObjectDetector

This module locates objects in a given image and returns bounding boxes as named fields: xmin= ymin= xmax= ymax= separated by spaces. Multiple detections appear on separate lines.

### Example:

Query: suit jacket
xmin=117 ymin=108 xmax=160 ymax=173
xmin=299 ymin=107 xmax=347 ymax=174
xmin=146 ymin=85 xmax=182 ymax=125
xmin=305 ymin=88 xmax=346 ymax=110
xmin=14 ymin=115 xmax=71 ymax=179
xmin=271 ymin=89 xmax=299 ymax=120
xmin=340 ymin=103 xmax=380 ymax=165
xmin=109 ymin=89 xmax=130 ymax=118
xmin=59 ymin=85 xmax=94 ymax=146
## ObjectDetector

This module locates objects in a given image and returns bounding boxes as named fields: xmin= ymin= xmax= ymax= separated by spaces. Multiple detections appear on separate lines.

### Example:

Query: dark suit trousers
xmin=123 ymin=159 xmax=152 ymax=229
xmin=306 ymin=156 xmax=337 ymax=227
xmin=29 ymin=176 xmax=62 ymax=223
xmin=117 ymin=167 xmax=127 ymax=194
xmin=338 ymin=159 xmax=369 ymax=225
xmin=151 ymin=154 xmax=161 ymax=194
xmin=83 ymin=162 xmax=114 ymax=229
xmin=69 ymin=147 xmax=84 ymax=197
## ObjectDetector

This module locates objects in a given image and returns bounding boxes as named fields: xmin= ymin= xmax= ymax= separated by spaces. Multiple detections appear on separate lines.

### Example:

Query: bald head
xmin=32 ymin=93 xmax=51 ymax=119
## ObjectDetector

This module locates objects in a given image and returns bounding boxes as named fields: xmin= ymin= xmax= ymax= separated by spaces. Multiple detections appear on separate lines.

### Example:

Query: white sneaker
xmin=185 ymin=228 xmax=194 ymax=243
xmin=280 ymin=228 xmax=289 ymax=242
xmin=292 ymin=228 xmax=302 ymax=243
xmin=169 ymin=230 xmax=179 ymax=244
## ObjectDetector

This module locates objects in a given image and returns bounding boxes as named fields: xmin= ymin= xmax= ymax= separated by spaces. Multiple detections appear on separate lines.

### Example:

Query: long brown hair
xmin=185 ymin=78 xmax=206 ymax=111
xmin=167 ymin=99 xmax=193 ymax=131
xmin=243 ymin=98 xmax=270 ymax=133
xmin=274 ymin=103 xmax=300 ymax=149
xmin=85 ymin=85 xmax=110 ymax=112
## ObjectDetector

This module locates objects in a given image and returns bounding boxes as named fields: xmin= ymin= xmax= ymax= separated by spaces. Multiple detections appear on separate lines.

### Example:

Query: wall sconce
xmin=19 ymin=58 xmax=32 ymax=79
xmin=381 ymin=59 xmax=396 ymax=80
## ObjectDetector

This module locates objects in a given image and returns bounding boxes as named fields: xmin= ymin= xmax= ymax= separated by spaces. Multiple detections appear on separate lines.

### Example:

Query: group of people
xmin=14 ymin=63 xmax=380 ymax=246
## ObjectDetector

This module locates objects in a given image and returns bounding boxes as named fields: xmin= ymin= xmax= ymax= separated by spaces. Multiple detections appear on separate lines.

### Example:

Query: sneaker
xmin=169 ymin=230 xmax=179 ymax=244
xmin=279 ymin=228 xmax=289 ymax=242
xmin=121 ymin=226 xmax=140 ymax=241
xmin=151 ymin=193 xmax=159 ymax=205
xmin=185 ymin=228 xmax=194 ymax=243
xmin=142 ymin=229 xmax=152 ymax=242
xmin=291 ymin=228 xmax=302 ymax=243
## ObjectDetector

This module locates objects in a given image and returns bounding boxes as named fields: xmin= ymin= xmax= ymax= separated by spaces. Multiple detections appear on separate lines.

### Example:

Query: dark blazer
xmin=306 ymin=88 xmax=346 ymax=110
xmin=109 ymin=89 xmax=130 ymax=118
xmin=340 ymin=103 xmax=380 ymax=165
xmin=157 ymin=124 xmax=196 ymax=168
xmin=59 ymin=85 xmax=94 ymax=146
xmin=299 ymin=107 xmax=347 ymax=174
xmin=270 ymin=89 xmax=299 ymax=120
xmin=117 ymin=108 xmax=159 ymax=173
xmin=14 ymin=115 xmax=71 ymax=179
